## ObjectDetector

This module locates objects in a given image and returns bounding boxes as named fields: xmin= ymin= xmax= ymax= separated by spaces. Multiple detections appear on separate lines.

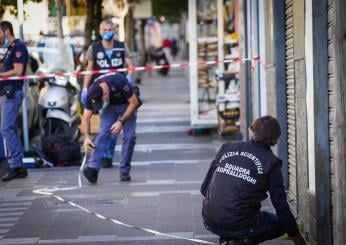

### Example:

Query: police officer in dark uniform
xmin=201 ymin=116 xmax=306 ymax=245
xmin=0 ymin=21 xmax=29 ymax=182
xmin=82 ymin=19 xmax=135 ymax=169
xmin=82 ymin=72 xmax=138 ymax=183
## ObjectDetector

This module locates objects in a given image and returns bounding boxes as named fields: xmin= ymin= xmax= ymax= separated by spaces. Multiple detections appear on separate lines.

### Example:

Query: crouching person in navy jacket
xmin=200 ymin=115 xmax=306 ymax=245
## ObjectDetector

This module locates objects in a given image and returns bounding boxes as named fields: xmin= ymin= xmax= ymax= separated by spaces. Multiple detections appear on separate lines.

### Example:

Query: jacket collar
xmin=250 ymin=140 xmax=272 ymax=152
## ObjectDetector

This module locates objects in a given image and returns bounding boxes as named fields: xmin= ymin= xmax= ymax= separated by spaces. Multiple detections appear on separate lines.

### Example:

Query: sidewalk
xmin=0 ymin=67 xmax=293 ymax=244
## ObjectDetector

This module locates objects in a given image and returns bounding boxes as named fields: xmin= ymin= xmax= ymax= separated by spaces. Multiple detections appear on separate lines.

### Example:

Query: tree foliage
xmin=0 ymin=0 xmax=43 ymax=18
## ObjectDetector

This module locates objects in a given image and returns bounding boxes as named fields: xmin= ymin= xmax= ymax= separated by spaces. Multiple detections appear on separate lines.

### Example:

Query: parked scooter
xmin=37 ymin=69 xmax=81 ymax=142
xmin=29 ymin=37 xmax=82 ymax=167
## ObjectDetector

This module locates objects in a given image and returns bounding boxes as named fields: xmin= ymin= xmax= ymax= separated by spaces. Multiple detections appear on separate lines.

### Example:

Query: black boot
xmin=1 ymin=167 xmax=28 ymax=182
xmin=83 ymin=167 xmax=98 ymax=184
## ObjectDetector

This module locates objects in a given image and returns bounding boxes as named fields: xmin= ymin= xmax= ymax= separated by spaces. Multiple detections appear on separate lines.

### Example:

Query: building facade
xmin=240 ymin=0 xmax=346 ymax=244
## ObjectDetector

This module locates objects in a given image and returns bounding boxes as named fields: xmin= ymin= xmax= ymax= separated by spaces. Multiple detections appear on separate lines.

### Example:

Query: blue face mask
xmin=2 ymin=38 xmax=9 ymax=48
xmin=102 ymin=32 xmax=114 ymax=41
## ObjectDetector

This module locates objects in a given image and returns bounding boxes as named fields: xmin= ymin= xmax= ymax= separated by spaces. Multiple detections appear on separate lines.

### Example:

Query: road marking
xmin=137 ymin=117 xmax=189 ymax=123
xmin=139 ymin=104 xmax=189 ymax=110
xmin=0 ymin=223 xmax=14 ymax=228
xmin=136 ymin=125 xmax=189 ymax=133
xmin=0 ymin=217 xmax=19 ymax=222
xmin=0 ymin=202 xmax=32 ymax=207
xmin=129 ymin=180 xmax=201 ymax=186
xmin=130 ymin=190 xmax=201 ymax=197
xmin=115 ymin=143 xmax=219 ymax=152
xmin=129 ymin=159 xmax=208 ymax=166
xmin=0 ymin=237 xmax=39 ymax=244
xmin=0 ymin=212 xmax=24 ymax=217
xmin=0 ymin=207 xmax=28 ymax=212
xmin=0 ymin=197 xmax=36 ymax=201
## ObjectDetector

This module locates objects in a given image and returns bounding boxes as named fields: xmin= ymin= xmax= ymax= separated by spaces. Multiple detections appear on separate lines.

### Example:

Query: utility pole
xmin=17 ymin=0 xmax=30 ymax=152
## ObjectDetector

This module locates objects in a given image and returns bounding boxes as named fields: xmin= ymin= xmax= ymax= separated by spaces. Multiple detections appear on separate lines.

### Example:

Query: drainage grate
xmin=45 ymin=197 xmax=128 ymax=209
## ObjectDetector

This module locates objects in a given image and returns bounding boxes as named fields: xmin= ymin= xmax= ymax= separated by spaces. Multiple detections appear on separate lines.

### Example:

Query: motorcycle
xmin=151 ymin=46 xmax=170 ymax=76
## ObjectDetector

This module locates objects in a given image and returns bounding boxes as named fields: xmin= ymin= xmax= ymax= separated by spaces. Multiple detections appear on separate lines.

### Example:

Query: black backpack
xmin=41 ymin=134 xmax=81 ymax=167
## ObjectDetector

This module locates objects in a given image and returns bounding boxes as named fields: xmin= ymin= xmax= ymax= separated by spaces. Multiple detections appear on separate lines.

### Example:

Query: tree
xmin=55 ymin=0 xmax=64 ymax=38
xmin=124 ymin=0 xmax=135 ymax=50
xmin=84 ymin=0 xmax=102 ymax=50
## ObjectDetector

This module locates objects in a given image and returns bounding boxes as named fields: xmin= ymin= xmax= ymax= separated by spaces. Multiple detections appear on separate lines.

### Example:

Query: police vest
xmin=91 ymin=41 xmax=126 ymax=81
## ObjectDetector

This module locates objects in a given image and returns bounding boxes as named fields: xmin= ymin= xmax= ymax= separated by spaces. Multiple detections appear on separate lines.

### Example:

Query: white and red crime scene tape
xmin=0 ymin=56 xmax=261 ymax=81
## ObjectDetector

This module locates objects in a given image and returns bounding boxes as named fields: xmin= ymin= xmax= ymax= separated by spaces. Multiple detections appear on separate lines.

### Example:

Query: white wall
xmin=305 ymin=0 xmax=316 ymax=194
xmin=3 ymin=0 xmax=49 ymax=42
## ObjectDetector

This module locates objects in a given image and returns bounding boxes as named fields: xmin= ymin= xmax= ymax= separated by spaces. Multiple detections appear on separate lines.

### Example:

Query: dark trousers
xmin=88 ymin=104 xmax=136 ymax=174
xmin=205 ymin=211 xmax=286 ymax=244
xmin=0 ymin=90 xmax=24 ymax=169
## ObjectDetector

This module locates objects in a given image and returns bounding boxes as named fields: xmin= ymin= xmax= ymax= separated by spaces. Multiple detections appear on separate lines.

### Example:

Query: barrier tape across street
xmin=0 ymin=56 xmax=260 ymax=81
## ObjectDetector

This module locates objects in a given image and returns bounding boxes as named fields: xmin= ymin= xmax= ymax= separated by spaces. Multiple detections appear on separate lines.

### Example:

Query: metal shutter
xmin=285 ymin=0 xmax=297 ymax=202
xmin=327 ymin=0 xmax=336 ymax=241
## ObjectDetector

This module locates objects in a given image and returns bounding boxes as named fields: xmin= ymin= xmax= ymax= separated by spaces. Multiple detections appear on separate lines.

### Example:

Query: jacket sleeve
xmin=200 ymin=144 xmax=225 ymax=196
xmin=200 ymin=159 xmax=217 ymax=196
xmin=268 ymin=161 xmax=300 ymax=237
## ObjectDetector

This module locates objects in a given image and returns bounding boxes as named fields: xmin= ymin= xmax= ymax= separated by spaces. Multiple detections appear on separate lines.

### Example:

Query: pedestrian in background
xmin=162 ymin=35 xmax=172 ymax=64
xmin=81 ymin=18 xmax=136 ymax=169
xmin=0 ymin=21 xmax=29 ymax=182
xmin=201 ymin=115 xmax=306 ymax=245
xmin=171 ymin=38 xmax=179 ymax=61
xmin=82 ymin=72 xmax=138 ymax=183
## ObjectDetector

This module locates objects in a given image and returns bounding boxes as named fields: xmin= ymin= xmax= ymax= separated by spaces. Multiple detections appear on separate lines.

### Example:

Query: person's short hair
xmin=87 ymin=83 xmax=103 ymax=111
xmin=0 ymin=21 xmax=14 ymax=36
xmin=249 ymin=115 xmax=281 ymax=146
xmin=100 ymin=19 xmax=114 ymax=28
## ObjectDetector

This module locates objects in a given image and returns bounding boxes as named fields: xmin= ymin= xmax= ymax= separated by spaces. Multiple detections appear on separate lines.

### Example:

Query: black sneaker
xmin=101 ymin=157 xmax=113 ymax=168
xmin=83 ymin=167 xmax=98 ymax=184
xmin=119 ymin=173 xmax=131 ymax=182
xmin=1 ymin=167 xmax=28 ymax=182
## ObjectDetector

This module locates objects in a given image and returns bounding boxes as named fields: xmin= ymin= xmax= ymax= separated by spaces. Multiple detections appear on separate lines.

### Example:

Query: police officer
xmin=201 ymin=116 xmax=306 ymax=245
xmin=82 ymin=72 xmax=138 ymax=183
xmin=0 ymin=21 xmax=29 ymax=182
xmin=82 ymin=19 xmax=135 ymax=169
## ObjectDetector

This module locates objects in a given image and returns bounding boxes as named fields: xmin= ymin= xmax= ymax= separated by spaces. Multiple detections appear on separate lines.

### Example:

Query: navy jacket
xmin=0 ymin=39 xmax=28 ymax=90
xmin=85 ymin=73 xmax=133 ymax=111
xmin=201 ymin=140 xmax=299 ymax=237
